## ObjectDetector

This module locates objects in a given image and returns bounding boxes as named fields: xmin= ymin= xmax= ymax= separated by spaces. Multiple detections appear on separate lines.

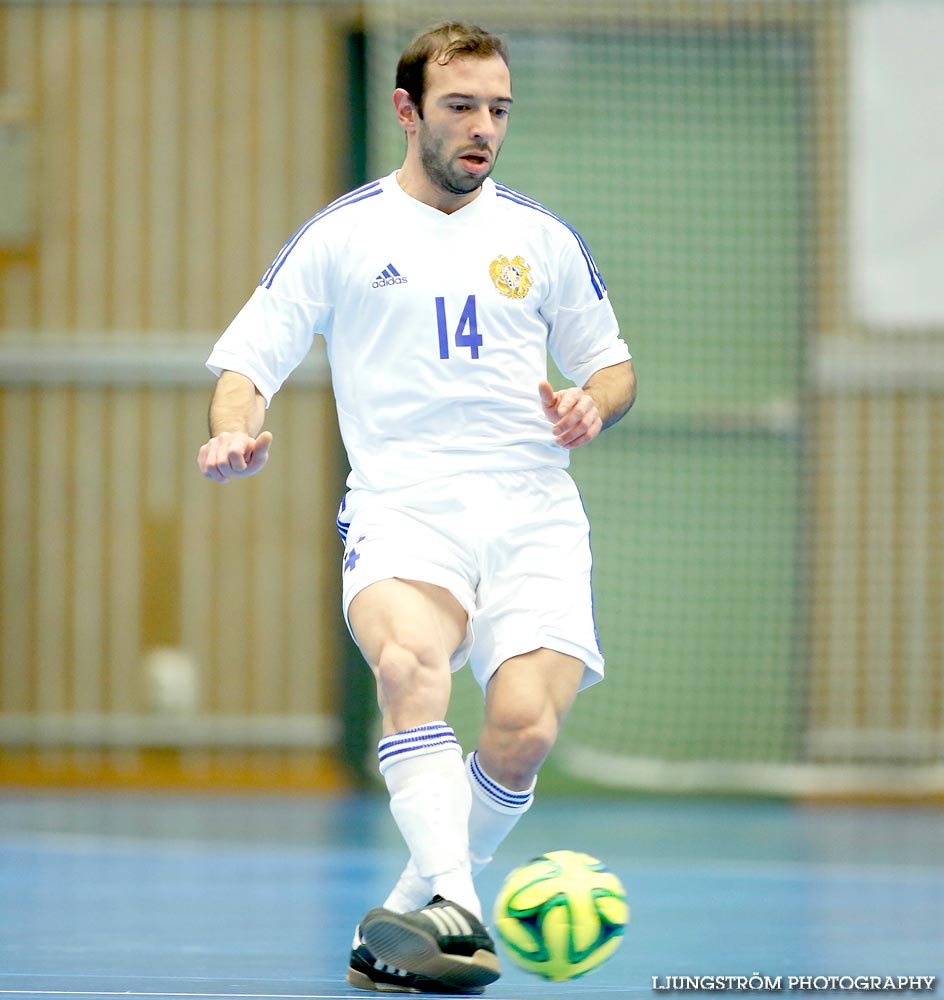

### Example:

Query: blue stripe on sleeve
xmin=494 ymin=183 xmax=606 ymax=300
xmin=260 ymin=181 xmax=384 ymax=290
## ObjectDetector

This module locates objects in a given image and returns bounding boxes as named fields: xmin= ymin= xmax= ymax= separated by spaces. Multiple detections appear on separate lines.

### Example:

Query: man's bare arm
xmin=539 ymin=360 xmax=636 ymax=450
xmin=583 ymin=359 xmax=636 ymax=431
xmin=198 ymin=371 xmax=272 ymax=483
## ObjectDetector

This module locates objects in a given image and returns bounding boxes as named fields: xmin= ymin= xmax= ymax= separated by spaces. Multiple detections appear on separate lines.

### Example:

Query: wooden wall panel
xmin=0 ymin=390 xmax=36 ymax=713
xmin=1 ymin=1 xmax=345 ymax=331
xmin=810 ymin=394 xmax=944 ymax=760
xmin=35 ymin=389 xmax=70 ymax=713
xmin=74 ymin=6 xmax=109 ymax=331
xmin=72 ymin=389 xmax=107 ymax=714
xmin=0 ymin=2 xmax=351 ymax=762
xmin=36 ymin=6 xmax=74 ymax=330
xmin=805 ymin=5 xmax=943 ymax=765
xmin=112 ymin=6 xmax=148 ymax=331
xmin=146 ymin=7 xmax=183 ymax=329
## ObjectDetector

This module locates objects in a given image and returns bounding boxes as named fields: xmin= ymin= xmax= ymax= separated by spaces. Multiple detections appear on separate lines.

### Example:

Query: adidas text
xmin=372 ymin=275 xmax=408 ymax=288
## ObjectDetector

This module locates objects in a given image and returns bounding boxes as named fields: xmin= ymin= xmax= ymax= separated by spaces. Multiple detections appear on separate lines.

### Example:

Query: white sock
xmin=383 ymin=857 xmax=430 ymax=914
xmin=466 ymin=750 xmax=535 ymax=876
xmin=378 ymin=722 xmax=481 ymax=919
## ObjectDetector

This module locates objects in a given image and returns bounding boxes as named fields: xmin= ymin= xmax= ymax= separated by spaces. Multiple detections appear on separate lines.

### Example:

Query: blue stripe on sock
xmin=378 ymin=723 xmax=459 ymax=769
xmin=469 ymin=751 xmax=533 ymax=810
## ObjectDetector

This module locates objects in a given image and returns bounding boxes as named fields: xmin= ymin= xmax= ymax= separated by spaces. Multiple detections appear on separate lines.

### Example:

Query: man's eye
xmin=493 ymin=108 xmax=510 ymax=118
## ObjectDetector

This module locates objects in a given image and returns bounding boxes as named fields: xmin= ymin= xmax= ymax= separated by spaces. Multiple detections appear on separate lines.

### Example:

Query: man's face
xmin=415 ymin=53 xmax=513 ymax=198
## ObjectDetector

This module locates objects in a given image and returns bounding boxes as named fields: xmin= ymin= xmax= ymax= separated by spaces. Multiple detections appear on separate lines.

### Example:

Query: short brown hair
xmin=396 ymin=21 xmax=509 ymax=116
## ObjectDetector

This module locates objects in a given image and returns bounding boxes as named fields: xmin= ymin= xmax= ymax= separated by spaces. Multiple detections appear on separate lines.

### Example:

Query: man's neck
xmin=395 ymin=163 xmax=482 ymax=215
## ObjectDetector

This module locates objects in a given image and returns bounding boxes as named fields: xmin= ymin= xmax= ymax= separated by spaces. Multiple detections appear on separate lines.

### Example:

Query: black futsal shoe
xmin=360 ymin=896 xmax=501 ymax=991
xmin=347 ymin=923 xmax=486 ymax=994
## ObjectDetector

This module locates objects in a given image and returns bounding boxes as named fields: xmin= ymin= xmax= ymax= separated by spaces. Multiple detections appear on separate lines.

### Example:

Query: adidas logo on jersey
xmin=372 ymin=263 xmax=408 ymax=288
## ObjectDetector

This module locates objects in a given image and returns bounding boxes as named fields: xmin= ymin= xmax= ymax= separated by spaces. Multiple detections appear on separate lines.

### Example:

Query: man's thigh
xmin=348 ymin=577 xmax=468 ymax=672
xmin=339 ymin=493 xmax=478 ymax=670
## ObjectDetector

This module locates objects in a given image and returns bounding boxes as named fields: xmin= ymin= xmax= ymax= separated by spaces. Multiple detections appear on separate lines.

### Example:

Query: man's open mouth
xmin=460 ymin=151 xmax=490 ymax=169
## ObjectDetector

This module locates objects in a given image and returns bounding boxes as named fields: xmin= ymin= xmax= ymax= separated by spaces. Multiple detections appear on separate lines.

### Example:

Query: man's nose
xmin=469 ymin=107 xmax=495 ymax=143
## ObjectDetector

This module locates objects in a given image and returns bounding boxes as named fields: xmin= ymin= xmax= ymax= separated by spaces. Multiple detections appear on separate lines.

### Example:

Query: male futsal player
xmin=198 ymin=21 xmax=636 ymax=994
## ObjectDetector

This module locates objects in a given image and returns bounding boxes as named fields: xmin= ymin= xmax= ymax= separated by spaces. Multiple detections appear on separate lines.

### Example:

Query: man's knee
xmin=374 ymin=633 xmax=447 ymax=702
xmin=477 ymin=648 xmax=585 ymax=788
xmin=478 ymin=711 xmax=559 ymax=789
xmin=348 ymin=578 xmax=467 ymax=729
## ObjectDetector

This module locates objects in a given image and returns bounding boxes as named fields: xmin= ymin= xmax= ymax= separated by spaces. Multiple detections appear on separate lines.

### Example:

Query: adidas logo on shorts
xmin=372 ymin=263 xmax=408 ymax=288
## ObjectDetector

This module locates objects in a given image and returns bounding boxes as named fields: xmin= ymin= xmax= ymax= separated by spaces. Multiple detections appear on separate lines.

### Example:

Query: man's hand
xmin=538 ymin=380 xmax=603 ymax=450
xmin=198 ymin=431 xmax=273 ymax=483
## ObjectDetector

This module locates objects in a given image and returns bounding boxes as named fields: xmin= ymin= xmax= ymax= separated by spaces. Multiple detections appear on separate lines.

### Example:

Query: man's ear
xmin=393 ymin=88 xmax=421 ymax=133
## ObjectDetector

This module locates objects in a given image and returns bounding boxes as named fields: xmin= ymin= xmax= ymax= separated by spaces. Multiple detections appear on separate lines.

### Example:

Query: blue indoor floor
xmin=0 ymin=792 xmax=941 ymax=999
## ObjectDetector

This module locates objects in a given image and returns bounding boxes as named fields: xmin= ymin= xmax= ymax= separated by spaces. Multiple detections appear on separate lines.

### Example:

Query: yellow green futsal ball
xmin=492 ymin=849 xmax=629 ymax=981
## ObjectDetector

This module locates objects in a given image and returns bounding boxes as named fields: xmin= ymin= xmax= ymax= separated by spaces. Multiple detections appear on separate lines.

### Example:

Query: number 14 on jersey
xmin=436 ymin=295 xmax=482 ymax=360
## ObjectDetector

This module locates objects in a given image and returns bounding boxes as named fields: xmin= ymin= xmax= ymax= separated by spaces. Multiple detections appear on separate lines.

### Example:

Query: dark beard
xmin=419 ymin=134 xmax=495 ymax=196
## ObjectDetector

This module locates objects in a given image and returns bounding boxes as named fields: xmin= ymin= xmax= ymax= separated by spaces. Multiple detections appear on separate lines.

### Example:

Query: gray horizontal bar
xmin=562 ymin=744 xmax=944 ymax=797
xmin=0 ymin=712 xmax=341 ymax=749
xmin=815 ymin=335 xmax=944 ymax=392
xmin=0 ymin=333 xmax=330 ymax=388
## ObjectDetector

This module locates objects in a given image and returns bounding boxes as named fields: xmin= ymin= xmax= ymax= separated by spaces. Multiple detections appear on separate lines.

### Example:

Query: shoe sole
xmin=361 ymin=914 xmax=501 ymax=990
xmin=346 ymin=966 xmax=421 ymax=994
xmin=347 ymin=965 xmax=486 ymax=996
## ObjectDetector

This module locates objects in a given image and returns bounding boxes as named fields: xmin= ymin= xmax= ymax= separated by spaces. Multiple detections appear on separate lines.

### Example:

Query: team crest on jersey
xmin=489 ymin=255 xmax=533 ymax=299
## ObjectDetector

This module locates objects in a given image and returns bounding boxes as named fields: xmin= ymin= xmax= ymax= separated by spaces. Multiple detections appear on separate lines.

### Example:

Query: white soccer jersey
xmin=207 ymin=171 xmax=631 ymax=491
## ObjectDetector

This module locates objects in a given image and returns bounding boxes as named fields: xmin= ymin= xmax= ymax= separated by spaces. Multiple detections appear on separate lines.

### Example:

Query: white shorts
xmin=336 ymin=468 xmax=604 ymax=692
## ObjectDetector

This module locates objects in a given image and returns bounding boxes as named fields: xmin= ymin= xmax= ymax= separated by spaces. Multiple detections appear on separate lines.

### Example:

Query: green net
xmin=362 ymin=1 xmax=944 ymax=795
